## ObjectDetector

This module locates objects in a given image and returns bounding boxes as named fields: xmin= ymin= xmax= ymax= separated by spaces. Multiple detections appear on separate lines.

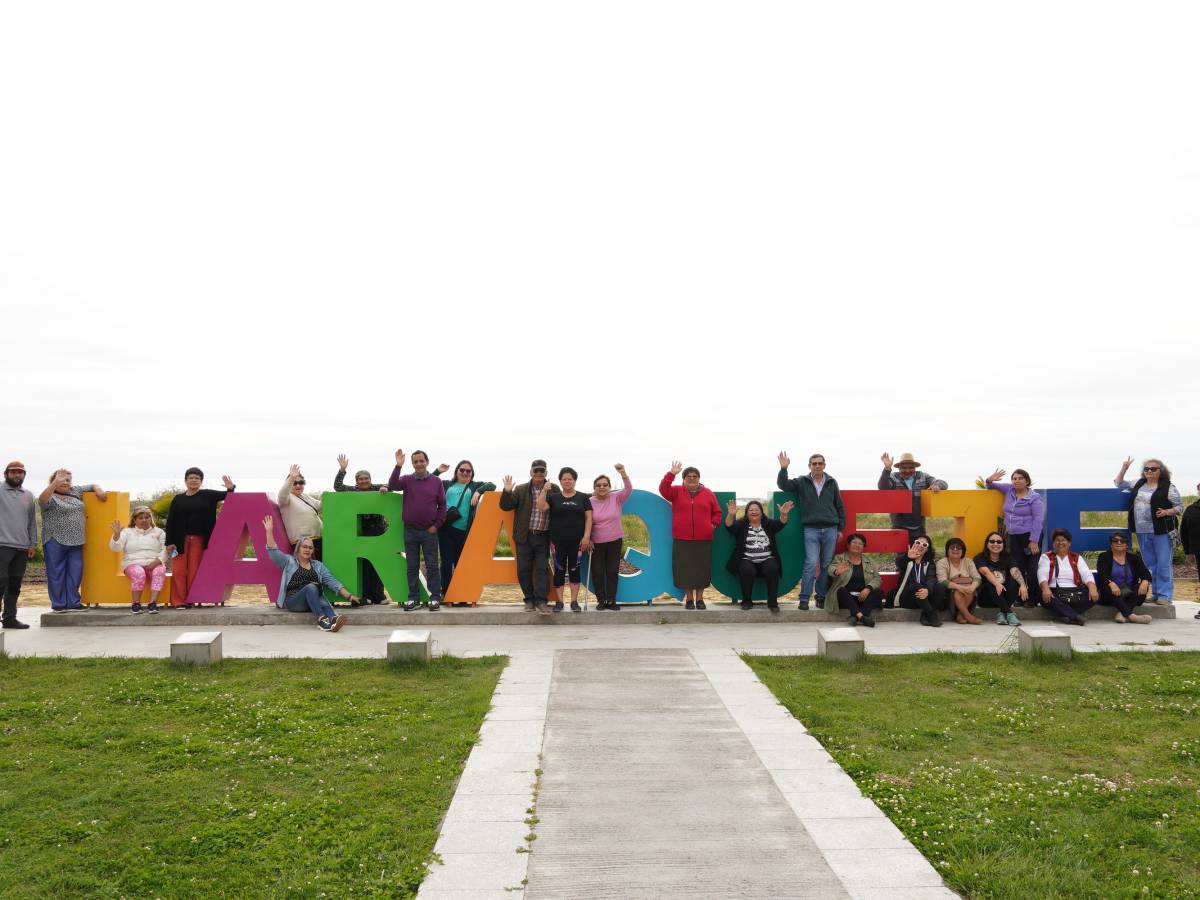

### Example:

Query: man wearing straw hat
xmin=878 ymin=452 xmax=948 ymax=543
xmin=0 ymin=461 xmax=37 ymax=629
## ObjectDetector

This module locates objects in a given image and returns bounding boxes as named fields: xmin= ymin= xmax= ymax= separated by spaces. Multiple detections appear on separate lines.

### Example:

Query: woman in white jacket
xmin=108 ymin=506 xmax=167 ymax=613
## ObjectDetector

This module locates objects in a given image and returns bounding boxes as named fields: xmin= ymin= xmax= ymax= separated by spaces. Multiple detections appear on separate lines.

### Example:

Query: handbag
xmin=443 ymin=483 xmax=474 ymax=527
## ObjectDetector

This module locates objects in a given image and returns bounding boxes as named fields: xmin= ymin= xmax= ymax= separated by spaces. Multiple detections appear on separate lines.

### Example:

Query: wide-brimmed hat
xmin=896 ymin=453 xmax=921 ymax=468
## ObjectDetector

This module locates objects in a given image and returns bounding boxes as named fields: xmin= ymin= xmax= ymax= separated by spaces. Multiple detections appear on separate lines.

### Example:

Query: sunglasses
xmin=294 ymin=480 xmax=306 ymax=486
xmin=1143 ymin=466 xmax=1160 ymax=472
xmin=1111 ymin=537 xmax=1128 ymax=544
xmin=913 ymin=541 xmax=930 ymax=548
xmin=987 ymin=539 xmax=1004 ymax=544
xmin=532 ymin=468 xmax=546 ymax=474
xmin=458 ymin=468 xmax=473 ymax=474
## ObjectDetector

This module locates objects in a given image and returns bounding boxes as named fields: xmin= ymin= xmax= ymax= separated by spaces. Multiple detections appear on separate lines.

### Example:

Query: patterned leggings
xmin=126 ymin=564 xmax=165 ymax=592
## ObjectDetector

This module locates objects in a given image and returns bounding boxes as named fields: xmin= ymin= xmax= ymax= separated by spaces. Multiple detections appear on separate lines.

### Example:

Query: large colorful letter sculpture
xmin=1041 ymin=489 xmax=1128 ymax=552
xmin=709 ymin=492 xmax=805 ymax=601
xmin=922 ymin=490 xmax=1005 ymax=557
xmin=82 ymin=492 xmax=172 ymax=605
xmin=322 ymin=490 xmax=426 ymax=604
xmin=615 ymin=489 xmax=682 ymax=604
xmin=185 ymin=493 xmax=293 ymax=604
xmin=443 ymin=492 xmax=518 ymax=604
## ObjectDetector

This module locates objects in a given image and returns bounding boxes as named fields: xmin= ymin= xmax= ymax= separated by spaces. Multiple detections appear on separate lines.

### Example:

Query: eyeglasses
xmin=810 ymin=461 xmax=825 ymax=466
xmin=986 ymin=539 xmax=1004 ymax=545
xmin=1143 ymin=466 xmax=1160 ymax=472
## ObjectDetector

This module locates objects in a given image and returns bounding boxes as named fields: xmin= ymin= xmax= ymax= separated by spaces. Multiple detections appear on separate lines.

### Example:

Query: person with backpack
xmin=1113 ymin=457 xmax=1183 ymax=606
xmin=1037 ymin=528 xmax=1100 ymax=626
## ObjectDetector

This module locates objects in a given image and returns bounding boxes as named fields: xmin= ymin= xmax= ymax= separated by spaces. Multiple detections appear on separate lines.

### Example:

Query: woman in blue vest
xmin=1113 ymin=457 xmax=1183 ymax=606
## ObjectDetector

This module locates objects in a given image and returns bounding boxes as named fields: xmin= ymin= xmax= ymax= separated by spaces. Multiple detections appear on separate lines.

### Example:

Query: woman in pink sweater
xmin=589 ymin=464 xmax=633 ymax=611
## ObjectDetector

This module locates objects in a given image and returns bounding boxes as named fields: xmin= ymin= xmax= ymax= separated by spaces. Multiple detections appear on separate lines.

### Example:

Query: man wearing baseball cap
xmin=500 ymin=459 xmax=560 ymax=615
xmin=0 ymin=461 xmax=37 ymax=629
xmin=878 ymin=452 xmax=948 ymax=542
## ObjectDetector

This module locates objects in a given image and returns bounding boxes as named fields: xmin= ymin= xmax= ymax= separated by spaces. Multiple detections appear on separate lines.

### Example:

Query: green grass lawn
xmin=0 ymin=656 xmax=505 ymax=899
xmin=747 ymin=652 xmax=1200 ymax=900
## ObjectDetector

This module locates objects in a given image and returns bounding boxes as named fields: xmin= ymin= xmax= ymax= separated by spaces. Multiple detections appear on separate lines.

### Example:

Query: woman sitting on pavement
xmin=974 ymin=530 xmax=1025 ymax=626
xmin=935 ymin=538 xmax=982 ymax=625
xmin=108 ymin=506 xmax=167 ymax=614
xmin=825 ymin=533 xmax=884 ymax=627
xmin=1095 ymin=530 xmax=1153 ymax=624
xmin=262 ymin=515 xmax=356 ymax=632
xmin=1037 ymin=528 xmax=1099 ymax=626
xmin=893 ymin=534 xmax=940 ymax=627
xmin=723 ymin=498 xmax=794 ymax=612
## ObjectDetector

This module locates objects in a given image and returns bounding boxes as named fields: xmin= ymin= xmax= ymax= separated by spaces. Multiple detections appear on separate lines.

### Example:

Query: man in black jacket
xmin=500 ymin=460 xmax=560 ymax=615
xmin=1181 ymin=484 xmax=1200 ymax=620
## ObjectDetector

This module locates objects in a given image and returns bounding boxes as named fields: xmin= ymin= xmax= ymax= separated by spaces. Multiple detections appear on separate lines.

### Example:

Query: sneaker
xmin=147 ymin=603 xmax=159 ymax=615
xmin=553 ymin=601 xmax=564 ymax=613
xmin=611 ymin=602 xmax=622 ymax=611
xmin=131 ymin=603 xmax=143 ymax=615
xmin=1154 ymin=598 xmax=1174 ymax=606
xmin=685 ymin=600 xmax=695 ymax=610
xmin=849 ymin=615 xmax=860 ymax=626
xmin=570 ymin=601 xmax=581 ymax=612
xmin=317 ymin=616 xmax=334 ymax=631
xmin=815 ymin=597 xmax=825 ymax=610
xmin=1005 ymin=612 xmax=1021 ymax=626
xmin=403 ymin=599 xmax=420 ymax=611
xmin=428 ymin=598 xmax=441 ymax=611
xmin=524 ymin=600 xmax=535 ymax=611
xmin=740 ymin=601 xmax=753 ymax=610
xmin=696 ymin=599 xmax=707 ymax=610
xmin=996 ymin=612 xmax=1007 ymax=625
xmin=1114 ymin=612 xmax=1127 ymax=624
xmin=861 ymin=615 xmax=876 ymax=628
xmin=53 ymin=608 xmax=68 ymax=614
xmin=798 ymin=600 xmax=809 ymax=611
xmin=1129 ymin=613 xmax=1152 ymax=624
xmin=1 ymin=619 xmax=30 ymax=629
xmin=330 ymin=613 xmax=347 ymax=632
xmin=535 ymin=602 xmax=551 ymax=617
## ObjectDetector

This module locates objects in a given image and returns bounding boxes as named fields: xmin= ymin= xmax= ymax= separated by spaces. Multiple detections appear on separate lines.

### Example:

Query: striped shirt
xmin=744 ymin=525 xmax=772 ymax=562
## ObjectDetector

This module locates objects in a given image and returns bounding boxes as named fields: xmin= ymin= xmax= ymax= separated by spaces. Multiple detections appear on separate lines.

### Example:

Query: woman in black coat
xmin=1095 ymin=530 xmax=1153 ymax=624
xmin=892 ymin=533 xmax=940 ymax=627
xmin=723 ymin=499 xmax=794 ymax=612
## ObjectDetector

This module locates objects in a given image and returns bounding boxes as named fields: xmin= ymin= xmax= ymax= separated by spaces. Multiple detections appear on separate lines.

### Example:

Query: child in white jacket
xmin=108 ymin=506 xmax=167 ymax=613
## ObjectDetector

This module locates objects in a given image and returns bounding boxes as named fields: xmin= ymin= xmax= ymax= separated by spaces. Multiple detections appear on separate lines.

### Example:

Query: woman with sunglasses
xmin=1095 ymin=530 xmax=1153 ymax=624
xmin=437 ymin=460 xmax=495 ymax=596
xmin=935 ymin=538 xmax=982 ymax=625
xmin=974 ymin=531 xmax=1025 ymax=626
xmin=262 ymin=515 xmax=354 ymax=632
xmin=893 ymin=533 xmax=940 ymax=626
xmin=984 ymin=468 xmax=1044 ymax=608
xmin=277 ymin=464 xmax=324 ymax=559
xmin=1113 ymin=457 xmax=1183 ymax=606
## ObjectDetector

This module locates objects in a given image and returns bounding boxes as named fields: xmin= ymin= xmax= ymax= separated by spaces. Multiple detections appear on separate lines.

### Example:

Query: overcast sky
xmin=3 ymin=2 xmax=1198 ymax=501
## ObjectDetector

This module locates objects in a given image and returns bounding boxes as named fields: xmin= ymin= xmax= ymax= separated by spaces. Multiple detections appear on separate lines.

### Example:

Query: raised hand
xmin=986 ymin=468 xmax=1005 ymax=483
xmin=614 ymin=463 xmax=626 ymax=475
xmin=1120 ymin=456 xmax=1134 ymax=472
xmin=288 ymin=463 xmax=302 ymax=480
xmin=833 ymin=559 xmax=849 ymax=576
xmin=435 ymin=463 xmax=450 ymax=475
xmin=726 ymin=499 xmax=737 ymax=515
xmin=777 ymin=452 xmax=790 ymax=470
xmin=221 ymin=475 xmax=235 ymax=490
xmin=502 ymin=475 xmax=514 ymax=491
xmin=881 ymin=452 xmax=893 ymax=469
xmin=394 ymin=448 xmax=405 ymax=467
xmin=779 ymin=500 xmax=795 ymax=515
xmin=110 ymin=520 xmax=122 ymax=539
xmin=337 ymin=454 xmax=349 ymax=472
xmin=540 ymin=482 xmax=552 ymax=495
xmin=52 ymin=470 xmax=70 ymax=490
xmin=670 ymin=460 xmax=683 ymax=475
xmin=262 ymin=515 xmax=273 ymax=530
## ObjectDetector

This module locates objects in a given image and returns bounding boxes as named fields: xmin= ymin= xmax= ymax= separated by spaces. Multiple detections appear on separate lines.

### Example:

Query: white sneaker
xmin=1114 ymin=612 xmax=1126 ymax=623
xmin=1130 ymin=613 xmax=1153 ymax=624
xmin=1154 ymin=598 xmax=1174 ymax=606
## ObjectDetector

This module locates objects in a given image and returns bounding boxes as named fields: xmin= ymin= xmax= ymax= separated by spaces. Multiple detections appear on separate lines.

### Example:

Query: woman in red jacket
xmin=659 ymin=461 xmax=723 ymax=610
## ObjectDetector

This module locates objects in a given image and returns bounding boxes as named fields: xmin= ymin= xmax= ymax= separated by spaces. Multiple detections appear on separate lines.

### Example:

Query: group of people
xmin=1 ymin=452 xmax=1198 ymax=633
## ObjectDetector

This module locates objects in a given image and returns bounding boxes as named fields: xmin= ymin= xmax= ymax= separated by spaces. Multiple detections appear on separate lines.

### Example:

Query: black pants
xmin=839 ymin=586 xmax=883 ymax=618
xmin=552 ymin=540 xmax=582 ymax=587
xmin=592 ymin=538 xmax=623 ymax=602
xmin=897 ymin=581 xmax=935 ymax=614
xmin=516 ymin=532 xmax=550 ymax=604
xmin=0 ymin=546 xmax=29 ymax=623
xmin=738 ymin=557 xmax=780 ymax=604
xmin=930 ymin=583 xmax=958 ymax=612
xmin=360 ymin=560 xmax=385 ymax=603
xmin=1008 ymin=532 xmax=1040 ymax=603
xmin=1047 ymin=587 xmax=1092 ymax=622
xmin=1098 ymin=586 xmax=1145 ymax=618
xmin=438 ymin=526 xmax=468 ymax=593
xmin=977 ymin=578 xmax=1017 ymax=613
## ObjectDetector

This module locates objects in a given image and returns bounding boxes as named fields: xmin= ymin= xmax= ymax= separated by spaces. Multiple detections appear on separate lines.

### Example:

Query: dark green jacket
xmin=776 ymin=468 xmax=845 ymax=530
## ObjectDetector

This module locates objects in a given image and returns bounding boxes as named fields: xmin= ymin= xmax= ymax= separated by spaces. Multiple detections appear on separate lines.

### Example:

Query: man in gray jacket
xmin=0 ymin=461 xmax=38 ymax=629
xmin=877 ymin=452 xmax=947 ymax=542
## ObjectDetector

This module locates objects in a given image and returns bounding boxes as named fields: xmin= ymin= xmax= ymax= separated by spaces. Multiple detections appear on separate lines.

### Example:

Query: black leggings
xmin=738 ymin=557 xmax=780 ymax=603
xmin=1008 ymin=532 xmax=1040 ymax=602
xmin=977 ymin=578 xmax=1017 ymax=613
xmin=592 ymin=538 xmax=623 ymax=602
xmin=552 ymin=540 xmax=582 ymax=587
xmin=839 ymin=586 xmax=883 ymax=618
xmin=897 ymin=581 xmax=935 ymax=614
xmin=1098 ymin=586 xmax=1146 ymax=617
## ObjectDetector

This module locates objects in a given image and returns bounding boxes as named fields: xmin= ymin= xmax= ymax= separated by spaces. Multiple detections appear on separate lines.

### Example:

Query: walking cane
xmin=581 ymin=548 xmax=592 ymax=611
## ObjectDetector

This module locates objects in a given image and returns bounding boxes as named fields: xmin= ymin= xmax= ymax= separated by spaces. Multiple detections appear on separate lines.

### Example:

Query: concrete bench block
xmin=818 ymin=627 xmax=864 ymax=662
xmin=1017 ymin=626 xmax=1071 ymax=659
xmin=171 ymin=631 xmax=223 ymax=665
xmin=388 ymin=628 xmax=432 ymax=662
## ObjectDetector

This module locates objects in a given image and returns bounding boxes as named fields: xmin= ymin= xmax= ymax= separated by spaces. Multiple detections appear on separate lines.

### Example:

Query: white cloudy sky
xmin=3 ymin=1 xmax=1198 ymax=500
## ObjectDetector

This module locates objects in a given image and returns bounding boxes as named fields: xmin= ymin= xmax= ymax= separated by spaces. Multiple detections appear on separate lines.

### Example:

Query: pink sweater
xmin=589 ymin=476 xmax=633 ymax=543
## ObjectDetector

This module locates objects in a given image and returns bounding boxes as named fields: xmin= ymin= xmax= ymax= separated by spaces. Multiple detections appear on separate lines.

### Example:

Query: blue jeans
xmin=283 ymin=583 xmax=336 ymax=621
xmin=44 ymin=539 xmax=84 ymax=610
xmin=1137 ymin=531 xmax=1174 ymax=600
xmin=802 ymin=526 xmax=838 ymax=601
xmin=404 ymin=526 xmax=442 ymax=601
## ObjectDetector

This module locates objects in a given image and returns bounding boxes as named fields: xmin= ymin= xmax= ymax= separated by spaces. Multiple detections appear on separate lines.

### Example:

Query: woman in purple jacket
xmin=985 ymin=468 xmax=1045 ymax=608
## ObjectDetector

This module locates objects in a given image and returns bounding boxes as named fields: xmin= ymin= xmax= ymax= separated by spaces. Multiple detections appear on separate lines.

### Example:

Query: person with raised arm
xmin=723 ymin=498 xmax=794 ymax=612
xmin=659 ymin=461 xmax=722 ymax=610
xmin=262 ymin=515 xmax=354 ymax=632
xmin=39 ymin=468 xmax=107 ymax=612
xmin=108 ymin=506 xmax=167 ymax=614
xmin=984 ymin=468 xmax=1044 ymax=608
xmin=893 ymin=534 xmax=940 ymax=627
xmin=1038 ymin=528 xmax=1099 ymax=626
xmin=777 ymin=451 xmax=845 ymax=611
xmin=589 ymin=464 xmax=633 ymax=611
xmin=333 ymin=454 xmax=389 ymax=604
xmin=0 ymin=461 xmax=37 ymax=629
xmin=974 ymin=530 xmax=1025 ymax=626
xmin=500 ymin=460 xmax=560 ymax=615
xmin=164 ymin=467 xmax=236 ymax=607
xmin=277 ymin=464 xmax=324 ymax=559
xmin=388 ymin=448 xmax=447 ymax=611
xmin=436 ymin=459 xmax=496 ymax=600
xmin=1113 ymin=456 xmax=1183 ymax=606
xmin=825 ymin=533 xmax=885 ymax=627
xmin=1095 ymin=530 xmax=1153 ymax=624
xmin=539 ymin=467 xmax=593 ymax=613
xmin=877 ymin=452 xmax=947 ymax=542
